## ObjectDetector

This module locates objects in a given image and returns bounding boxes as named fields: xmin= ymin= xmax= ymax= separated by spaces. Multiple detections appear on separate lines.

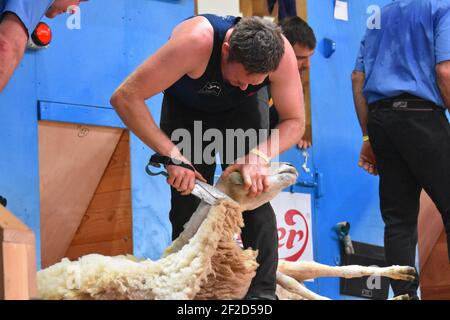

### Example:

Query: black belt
xmin=369 ymin=94 xmax=443 ymax=111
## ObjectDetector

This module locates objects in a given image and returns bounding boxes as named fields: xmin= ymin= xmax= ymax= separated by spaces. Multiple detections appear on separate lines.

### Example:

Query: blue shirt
xmin=354 ymin=0 xmax=450 ymax=107
xmin=0 ymin=0 xmax=54 ymax=35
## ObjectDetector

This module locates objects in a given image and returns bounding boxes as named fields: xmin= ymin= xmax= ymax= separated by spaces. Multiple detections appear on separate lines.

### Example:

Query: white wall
xmin=197 ymin=0 xmax=242 ymax=16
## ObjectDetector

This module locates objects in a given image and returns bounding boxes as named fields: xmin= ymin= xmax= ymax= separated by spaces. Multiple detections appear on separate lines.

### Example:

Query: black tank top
xmin=164 ymin=14 xmax=270 ymax=113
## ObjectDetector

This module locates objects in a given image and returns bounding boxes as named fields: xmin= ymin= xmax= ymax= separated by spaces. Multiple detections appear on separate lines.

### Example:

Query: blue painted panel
xmin=305 ymin=0 xmax=392 ymax=299
xmin=0 ymin=52 xmax=41 ymax=268
xmin=1 ymin=0 xmax=193 ymax=269
xmin=38 ymin=101 xmax=125 ymax=128
xmin=34 ymin=0 xmax=194 ymax=260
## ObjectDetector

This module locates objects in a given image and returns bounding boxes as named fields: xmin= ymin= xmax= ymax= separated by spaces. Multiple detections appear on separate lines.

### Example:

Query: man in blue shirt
xmin=0 ymin=0 xmax=87 ymax=92
xmin=352 ymin=0 xmax=450 ymax=299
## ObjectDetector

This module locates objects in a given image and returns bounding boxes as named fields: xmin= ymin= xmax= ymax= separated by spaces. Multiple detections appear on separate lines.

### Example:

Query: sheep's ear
xmin=228 ymin=172 xmax=244 ymax=185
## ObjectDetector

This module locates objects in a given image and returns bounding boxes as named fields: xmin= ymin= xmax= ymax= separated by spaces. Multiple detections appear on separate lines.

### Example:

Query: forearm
xmin=436 ymin=62 xmax=450 ymax=112
xmin=351 ymin=71 xmax=369 ymax=135
xmin=439 ymin=85 xmax=450 ymax=112
xmin=111 ymin=93 xmax=184 ymax=161
xmin=0 ymin=15 xmax=28 ymax=92
xmin=0 ymin=48 xmax=19 ymax=92
xmin=258 ymin=117 xmax=304 ymax=160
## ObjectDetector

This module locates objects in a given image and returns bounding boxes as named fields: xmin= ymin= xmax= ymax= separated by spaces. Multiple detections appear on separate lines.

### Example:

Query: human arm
xmin=0 ymin=13 xmax=28 ymax=92
xmin=351 ymin=70 xmax=377 ymax=176
xmin=435 ymin=3 xmax=450 ymax=112
xmin=436 ymin=61 xmax=450 ymax=112
xmin=110 ymin=17 xmax=211 ymax=194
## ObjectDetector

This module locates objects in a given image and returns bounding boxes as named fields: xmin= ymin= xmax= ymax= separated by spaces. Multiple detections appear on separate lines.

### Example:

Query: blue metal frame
xmin=38 ymin=101 xmax=125 ymax=128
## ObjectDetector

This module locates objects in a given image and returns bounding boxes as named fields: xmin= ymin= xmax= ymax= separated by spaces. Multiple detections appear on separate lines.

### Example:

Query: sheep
xmin=37 ymin=162 xmax=416 ymax=300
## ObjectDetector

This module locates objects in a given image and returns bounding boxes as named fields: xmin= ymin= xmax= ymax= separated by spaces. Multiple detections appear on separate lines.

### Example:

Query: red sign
xmin=278 ymin=209 xmax=309 ymax=261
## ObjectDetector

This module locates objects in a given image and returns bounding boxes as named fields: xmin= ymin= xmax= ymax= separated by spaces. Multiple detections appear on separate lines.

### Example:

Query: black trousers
xmin=160 ymin=94 xmax=278 ymax=299
xmin=368 ymin=97 xmax=450 ymax=298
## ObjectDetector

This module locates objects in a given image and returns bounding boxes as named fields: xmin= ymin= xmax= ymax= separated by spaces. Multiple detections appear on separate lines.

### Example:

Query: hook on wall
xmin=323 ymin=38 xmax=336 ymax=58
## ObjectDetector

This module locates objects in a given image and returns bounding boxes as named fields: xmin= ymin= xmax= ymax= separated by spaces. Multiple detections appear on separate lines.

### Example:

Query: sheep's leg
xmin=278 ymin=260 xmax=416 ymax=282
xmin=276 ymin=272 xmax=330 ymax=300
xmin=276 ymin=284 xmax=306 ymax=300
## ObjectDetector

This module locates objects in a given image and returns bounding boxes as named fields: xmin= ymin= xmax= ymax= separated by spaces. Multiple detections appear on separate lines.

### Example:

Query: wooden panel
xmin=26 ymin=243 xmax=37 ymax=298
xmin=66 ymin=238 xmax=132 ymax=260
xmin=418 ymin=191 xmax=444 ymax=270
xmin=240 ymin=0 xmax=272 ymax=17
xmin=296 ymin=0 xmax=307 ymax=20
xmin=418 ymin=190 xmax=450 ymax=299
xmin=0 ymin=243 xmax=29 ymax=299
xmin=420 ymin=232 xmax=450 ymax=299
xmin=240 ymin=0 xmax=253 ymax=17
xmin=0 ymin=205 xmax=37 ymax=299
xmin=65 ymin=131 xmax=132 ymax=260
xmin=421 ymin=285 xmax=450 ymax=300
xmin=0 ymin=206 xmax=35 ymax=244
xmin=252 ymin=0 xmax=270 ymax=16
xmin=39 ymin=121 xmax=123 ymax=268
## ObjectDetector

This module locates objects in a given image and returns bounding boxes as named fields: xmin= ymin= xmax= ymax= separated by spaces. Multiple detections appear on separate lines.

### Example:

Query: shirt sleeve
xmin=354 ymin=36 xmax=366 ymax=72
xmin=434 ymin=3 xmax=450 ymax=64
xmin=2 ymin=0 xmax=54 ymax=36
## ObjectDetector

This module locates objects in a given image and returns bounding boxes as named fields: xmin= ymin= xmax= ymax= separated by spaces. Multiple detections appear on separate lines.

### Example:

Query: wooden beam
xmin=0 ymin=206 xmax=37 ymax=300
xmin=418 ymin=191 xmax=445 ymax=270
xmin=296 ymin=0 xmax=307 ymax=20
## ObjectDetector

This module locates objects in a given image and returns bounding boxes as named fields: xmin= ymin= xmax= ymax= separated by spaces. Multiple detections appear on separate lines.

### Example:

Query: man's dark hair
xmin=228 ymin=17 xmax=285 ymax=74
xmin=279 ymin=16 xmax=316 ymax=49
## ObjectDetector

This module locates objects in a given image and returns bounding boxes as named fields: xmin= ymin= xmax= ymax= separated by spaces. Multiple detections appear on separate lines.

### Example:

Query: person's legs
xmin=368 ymin=109 xmax=421 ymax=297
xmin=220 ymin=96 xmax=278 ymax=299
xmin=240 ymin=202 xmax=279 ymax=299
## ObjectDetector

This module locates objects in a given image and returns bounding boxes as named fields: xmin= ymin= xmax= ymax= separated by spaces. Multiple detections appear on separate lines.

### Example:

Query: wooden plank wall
xmin=418 ymin=191 xmax=450 ymax=299
xmin=39 ymin=122 xmax=123 ymax=267
xmin=0 ymin=206 xmax=37 ymax=300
xmin=66 ymin=131 xmax=132 ymax=259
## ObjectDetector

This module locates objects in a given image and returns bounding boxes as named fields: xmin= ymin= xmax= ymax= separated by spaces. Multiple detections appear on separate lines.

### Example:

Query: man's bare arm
xmin=0 ymin=13 xmax=28 ymax=92
xmin=436 ymin=61 xmax=450 ymax=113
xmin=110 ymin=18 xmax=212 ymax=161
xmin=351 ymin=70 xmax=377 ymax=175
xmin=264 ymin=36 xmax=305 ymax=159
xmin=351 ymin=70 xmax=369 ymax=135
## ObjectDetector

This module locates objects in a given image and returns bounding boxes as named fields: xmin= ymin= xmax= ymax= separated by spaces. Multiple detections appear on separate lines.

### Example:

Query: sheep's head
xmin=216 ymin=162 xmax=298 ymax=211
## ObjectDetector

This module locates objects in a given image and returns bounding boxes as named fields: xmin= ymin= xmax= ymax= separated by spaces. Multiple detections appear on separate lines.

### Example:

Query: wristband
xmin=250 ymin=148 xmax=270 ymax=163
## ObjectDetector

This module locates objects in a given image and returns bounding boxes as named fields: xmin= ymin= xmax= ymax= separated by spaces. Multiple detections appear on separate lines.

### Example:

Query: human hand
xmin=358 ymin=141 xmax=378 ymax=176
xmin=298 ymin=139 xmax=312 ymax=149
xmin=166 ymin=164 xmax=206 ymax=196
xmin=222 ymin=153 xmax=270 ymax=197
